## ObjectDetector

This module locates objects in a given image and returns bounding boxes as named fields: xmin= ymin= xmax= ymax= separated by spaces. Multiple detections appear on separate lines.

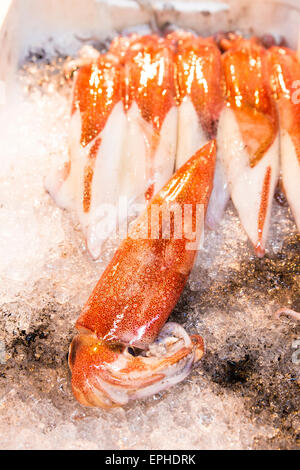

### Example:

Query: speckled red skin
xmin=72 ymin=35 xmax=176 ymax=144
xmin=256 ymin=165 xmax=272 ymax=257
xmin=169 ymin=31 xmax=224 ymax=138
xmin=268 ymin=46 xmax=300 ymax=164
xmin=70 ymin=54 xmax=124 ymax=213
xmin=123 ymin=35 xmax=177 ymax=132
xmin=222 ymin=38 xmax=278 ymax=167
xmin=76 ymin=140 xmax=216 ymax=349
xmin=71 ymin=53 xmax=122 ymax=148
xmin=109 ymin=34 xmax=178 ymax=201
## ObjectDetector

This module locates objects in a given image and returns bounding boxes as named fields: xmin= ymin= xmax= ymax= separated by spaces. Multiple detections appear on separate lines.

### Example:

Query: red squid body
xmin=218 ymin=36 xmax=280 ymax=257
xmin=45 ymin=52 xmax=127 ymax=259
xmin=171 ymin=32 xmax=224 ymax=167
xmin=69 ymin=140 xmax=216 ymax=408
xmin=167 ymin=31 xmax=229 ymax=228
xmin=267 ymin=46 xmax=300 ymax=232
xmin=169 ymin=31 xmax=229 ymax=230
xmin=46 ymin=34 xmax=179 ymax=259
xmin=116 ymin=34 xmax=178 ymax=212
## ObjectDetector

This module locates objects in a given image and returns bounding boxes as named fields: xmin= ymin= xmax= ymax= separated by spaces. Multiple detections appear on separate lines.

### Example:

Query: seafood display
xmin=47 ymin=32 xmax=300 ymax=261
xmin=47 ymin=35 xmax=178 ymax=259
xmin=69 ymin=141 xmax=215 ymax=407
xmin=44 ymin=31 xmax=300 ymax=408
xmin=1 ymin=0 xmax=300 ymax=452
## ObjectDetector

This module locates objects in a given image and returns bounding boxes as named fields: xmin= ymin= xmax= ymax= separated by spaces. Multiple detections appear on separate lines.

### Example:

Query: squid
xmin=46 ymin=51 xmax=127 ymax=259
xmin=68 ymin=140 xmax=216 ymax=408
xmin=47 ymin=35 xmax=178 ymax=258
xmin=266 ymin=46 xmax=300 ymax=325
xmin=170 ymin=31 xmax=229 ymax=229
xmin=218 ymin=36 xmax=280 ymax=257
xmin=115 ymin=34 xmax=178 ymax=217
xmin=47 ymin=32 xmax=300 ymax=260
xmin=268 ymin=46 xmax=300 ymax=232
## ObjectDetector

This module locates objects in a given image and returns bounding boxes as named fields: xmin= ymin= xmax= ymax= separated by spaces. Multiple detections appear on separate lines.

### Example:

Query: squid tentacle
xmin=69 ymin=140 xmax=216 ymax=408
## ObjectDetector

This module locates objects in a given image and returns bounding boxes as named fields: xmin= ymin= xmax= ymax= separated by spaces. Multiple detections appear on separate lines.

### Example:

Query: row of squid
xmin=46 ymin=32 xmax=300 ymax=407
xmin=47 ymin=31 xmax=300 ymax=260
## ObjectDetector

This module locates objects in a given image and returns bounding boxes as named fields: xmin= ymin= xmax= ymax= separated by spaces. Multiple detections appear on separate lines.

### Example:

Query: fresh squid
xmin=69 ymin=140 xmax=216 ymax=407
xmin=115 ymin=34 xmax=178 ymax=218
xmin=46 ymin=51 xmax=127 ymax=259
xmin=267 ymin=46 xmax=300 ymax=325
xmin=47 ymin=34 xmax=178 ymax=258
xmin=170 ymin=31 xmax=229 ymax=229
xmin=218 ymin=36 xmax=280 ymax=257
xmin=268 ymin=46 xmax=300 ymax=232
xmin=47 ymin=33 xmax=300 ymax=260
